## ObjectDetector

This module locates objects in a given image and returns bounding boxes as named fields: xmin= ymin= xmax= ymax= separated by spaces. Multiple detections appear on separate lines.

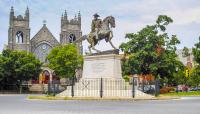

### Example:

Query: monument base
xmin=57 ymin=54 xmax=153 ymax=98
xmin=82 ymin=54 xmax=122 ymax=79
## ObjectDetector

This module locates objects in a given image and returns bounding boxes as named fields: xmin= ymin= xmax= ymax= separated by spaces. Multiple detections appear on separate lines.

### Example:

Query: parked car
xmin=190 ymin=86 xmax=200 ymax=91
xmin=178 ymin=85 xmax=189 ymax=92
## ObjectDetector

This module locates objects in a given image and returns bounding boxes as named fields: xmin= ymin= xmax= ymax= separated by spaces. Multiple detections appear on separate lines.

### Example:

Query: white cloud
xmin=0 ymin=0 xmax=200 ymax=52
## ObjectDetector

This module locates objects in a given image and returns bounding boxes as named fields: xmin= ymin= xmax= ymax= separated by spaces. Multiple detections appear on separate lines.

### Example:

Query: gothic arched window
xmin=69 ymin=33 xmax=76 ymax=43
xmin=16 ymin=31 xmax=24 ymax=43
xmin=34 ymin=43 xmax=52 ymax=63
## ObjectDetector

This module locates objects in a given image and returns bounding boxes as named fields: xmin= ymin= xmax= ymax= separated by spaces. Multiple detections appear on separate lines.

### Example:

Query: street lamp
xmin=175 ymin=67 xmax=179 ymax=93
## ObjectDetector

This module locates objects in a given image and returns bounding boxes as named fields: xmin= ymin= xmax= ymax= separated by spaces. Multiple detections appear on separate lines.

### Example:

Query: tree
xmin=193 ymin=37 xmax=200 ymax=64
xmin=0 ymin=55 xmax=4 ymax=81
xmin=47 ymin=44 xmax=83 ymax=79
xmin=190 ymin=37 xmax=200 ymax=87
xmin=0 ymin=49 xmax=42 ymax=89
xmin=182 ymin=46 xmax=190 ymax=57
xmin=120 ymin=15 xmax=183 ymax=83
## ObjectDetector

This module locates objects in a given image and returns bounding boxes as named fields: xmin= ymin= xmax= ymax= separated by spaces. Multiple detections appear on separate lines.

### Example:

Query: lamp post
xmin=175 ymin=67 xmax=179 ymax=93
xmin=71 ymin=75 xmax=75 ymax=97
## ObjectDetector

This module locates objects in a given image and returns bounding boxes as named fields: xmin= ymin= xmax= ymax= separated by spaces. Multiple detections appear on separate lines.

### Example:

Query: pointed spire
xmin=10 ymin=6 xmax=14 ymax=13
xmin=9 ymin=6 xmax=14 ymax=26
xmin=43 ymin=20 xmax=47 ymax=26
xmin=26 ymin=6 xmax=29 ymax=14
xmin=25 ymin=6 xmax=29 ymax=20
xmin=64 ymin=10 xmax=67 ymax=20
xmin=78 ymin=11 xmax=81 ymax=23
xmin=78 ymin=11 xmax=81 ymax=17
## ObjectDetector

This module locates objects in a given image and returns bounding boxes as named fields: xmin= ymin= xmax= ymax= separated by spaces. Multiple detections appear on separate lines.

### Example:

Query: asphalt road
xmin=0 ymin=95 xmax=200 ymax=114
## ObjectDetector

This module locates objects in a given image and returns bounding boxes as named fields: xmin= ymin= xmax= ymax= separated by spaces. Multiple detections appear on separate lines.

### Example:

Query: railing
xmin=56 ymin=78 xmax=159 ymax=98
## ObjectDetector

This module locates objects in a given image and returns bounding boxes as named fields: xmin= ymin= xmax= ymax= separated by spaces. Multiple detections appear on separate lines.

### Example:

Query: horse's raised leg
xmin=88 ymin=45 xmax=92 ymax=54
xmin=108 ymin=31 xmax=117 ymax=49
xmin=109 ymin=40 xmax=117 ymax=49
xmin=91 ymin=41 xmax=101 ymax=53
xmin=88 ymin=40 xmax=101 ymax=53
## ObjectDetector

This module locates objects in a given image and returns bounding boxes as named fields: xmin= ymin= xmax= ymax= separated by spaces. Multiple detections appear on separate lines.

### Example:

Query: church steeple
xmin=25 ymin=7 xmax=29 ymax=20
xmin=10 ymin=6 xmax=14 ymax=13
xmin=25 ymin=7 xmax=29 ymax=15
xmin=64 ymin=10 xmax=68 ymax=20
xmin=9 ymin=6 xmax=14 ymax=26
xmin=8 ymin=6 xmax=30 ymax=52
xmin=78 ymin=11 xmax=81 ymax=24
xmin=10 ymin=6 xmax=14 ymax=18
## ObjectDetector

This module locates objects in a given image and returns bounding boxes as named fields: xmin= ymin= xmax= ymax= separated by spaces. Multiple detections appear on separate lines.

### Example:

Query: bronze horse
xmin=81 ymin=16 xmax=117 ymax=53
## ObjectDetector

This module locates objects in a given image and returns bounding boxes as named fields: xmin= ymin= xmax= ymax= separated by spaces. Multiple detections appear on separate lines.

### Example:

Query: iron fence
xmin=57 ymin=78 xmax=160 ymax=98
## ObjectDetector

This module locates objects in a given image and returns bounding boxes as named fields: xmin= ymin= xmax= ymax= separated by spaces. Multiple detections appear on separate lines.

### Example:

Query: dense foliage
xmin=120 ymin=15 xmax=184 ymax=84
xmin=0 ymin=49 xmax=42 ymax=89
xmin=193 ymin=37 xmax=200 ymax=65
xmin=189 ymin=37 xmax=200 ymax=87
xmin=47 ymin=44 xmax=83 ymax=79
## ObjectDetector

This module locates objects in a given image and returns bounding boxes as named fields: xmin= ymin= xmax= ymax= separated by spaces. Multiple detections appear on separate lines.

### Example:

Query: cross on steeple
xmin=43 ymin=20 xmax=47 ymax=25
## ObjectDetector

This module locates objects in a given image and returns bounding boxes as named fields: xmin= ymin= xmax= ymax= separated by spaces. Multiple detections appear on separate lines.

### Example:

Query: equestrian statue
xmin=75 ymin=13 xmax=117 ymax=53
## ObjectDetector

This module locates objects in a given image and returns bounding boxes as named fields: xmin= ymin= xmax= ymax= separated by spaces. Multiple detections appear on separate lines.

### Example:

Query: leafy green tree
xmin=13 ymin=51 xmax=42 ymax=83
xmin=0 ymin=49 xmax=42 ymax=87
xmin=191 ymin=37 xmax=200 ymax=87
xmin=120 ymin=15 xmax=183 ymax=83
xmin=182 ymin=46 xmax=190 ymax=57
xmin=0 ymin=55 xmax=4 ymax=81
xmin=193 ymin=37 xmax=200 ymax=64
xmin=47 ymin=44 xmax=83 ymax=79
xmin=172 ymin=66 xmax=187 ymax=85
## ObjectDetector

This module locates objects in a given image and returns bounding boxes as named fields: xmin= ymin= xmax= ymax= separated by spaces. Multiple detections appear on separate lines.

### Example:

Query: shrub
xmin=123 ymin=75 xmax=130 ymax=82
xmin=160 ymin=87 xmax=175 ymax=94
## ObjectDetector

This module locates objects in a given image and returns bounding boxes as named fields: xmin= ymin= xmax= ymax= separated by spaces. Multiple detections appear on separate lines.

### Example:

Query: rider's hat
xmin=93 ymin=13 xmax=100 ymax=17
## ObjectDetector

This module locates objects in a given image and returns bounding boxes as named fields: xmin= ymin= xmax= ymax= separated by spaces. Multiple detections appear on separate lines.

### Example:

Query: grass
xmin=161 ymin=91 xmax=200 ymax=96
xmin=28 ymin=95 xmax=70 ymax=100
xmin=27 ymin=95 xmax=180 ymax=101
xmin=27 ymin=95 xmax=113 ymax=100
xmin=27 ymin=95 xmax=157 ymax=100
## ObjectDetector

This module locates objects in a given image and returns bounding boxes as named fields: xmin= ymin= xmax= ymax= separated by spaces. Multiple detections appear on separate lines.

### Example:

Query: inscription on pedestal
xmin=91 ymin=62 xmax=105 ymax=73
xmin=82 ymin=54 xmax=122 ymax=79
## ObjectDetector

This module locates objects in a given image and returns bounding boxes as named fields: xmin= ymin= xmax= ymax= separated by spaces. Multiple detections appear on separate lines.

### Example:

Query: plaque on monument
xmin=82 ymin=54 xmax=122 ymax=79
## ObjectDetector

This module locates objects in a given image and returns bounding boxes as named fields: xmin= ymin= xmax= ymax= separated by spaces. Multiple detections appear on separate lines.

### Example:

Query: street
xmin=0 ymin=95 xmax=199 ymax=114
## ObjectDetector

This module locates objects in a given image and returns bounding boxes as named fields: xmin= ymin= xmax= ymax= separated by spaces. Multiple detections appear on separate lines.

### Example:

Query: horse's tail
xmin=74 ymin=35 xmax=87 ymax=43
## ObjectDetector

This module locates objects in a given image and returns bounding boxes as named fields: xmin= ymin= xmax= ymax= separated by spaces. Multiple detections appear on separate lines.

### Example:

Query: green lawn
xmin=28 ymin=95 xmax=70 ymax=100
xmin=161 ymin=91 xmax=200 ymax=96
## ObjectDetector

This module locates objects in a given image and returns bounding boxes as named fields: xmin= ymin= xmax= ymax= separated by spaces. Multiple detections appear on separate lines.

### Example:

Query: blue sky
xmin=0 ymin=0 xmax=200 ymax=52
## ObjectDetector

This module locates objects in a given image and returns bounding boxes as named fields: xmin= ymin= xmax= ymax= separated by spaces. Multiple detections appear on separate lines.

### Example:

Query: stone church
xmin=8 ymin=6 xmax=82 ymax=63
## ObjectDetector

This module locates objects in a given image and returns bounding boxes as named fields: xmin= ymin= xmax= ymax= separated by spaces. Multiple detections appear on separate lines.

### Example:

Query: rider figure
xmin=91 ymin=13 xmax=102 ymax=40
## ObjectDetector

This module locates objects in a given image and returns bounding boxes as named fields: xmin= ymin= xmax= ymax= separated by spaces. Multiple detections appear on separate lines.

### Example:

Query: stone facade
xmin=31 ymin=24 xmax=60 ymax=62
xmin=60 ymin=10 xmax=82 ymax=54
xmin=8 ymin=7 xmax=30 ymax=52
xmin=8 ymin=7 xmax=82 ymax=63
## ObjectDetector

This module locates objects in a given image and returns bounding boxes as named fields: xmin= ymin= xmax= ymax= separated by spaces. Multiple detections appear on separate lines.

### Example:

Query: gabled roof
xmin=30 ymin=24 xmax=60 ymax=52
xmin=31 ymin=24 xmax=59 ymax=45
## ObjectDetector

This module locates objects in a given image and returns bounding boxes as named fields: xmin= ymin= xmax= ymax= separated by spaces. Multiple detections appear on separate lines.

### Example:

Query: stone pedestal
xmin=58 ymin=54 xmax=153 ymax=98
xmin=82 ymin=54 xmax=122 ymax=79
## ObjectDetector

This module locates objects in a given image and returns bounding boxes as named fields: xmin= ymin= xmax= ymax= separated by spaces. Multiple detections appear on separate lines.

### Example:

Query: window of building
xmin=16 ymin=31 xmax=24 ymax=43
xmin=69 ymin=33 xmax=76 ymax=43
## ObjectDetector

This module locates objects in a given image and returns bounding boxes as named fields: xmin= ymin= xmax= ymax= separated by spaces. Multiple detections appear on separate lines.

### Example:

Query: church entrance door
xmin=40 ymin=70 xmax=50 ymax=84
